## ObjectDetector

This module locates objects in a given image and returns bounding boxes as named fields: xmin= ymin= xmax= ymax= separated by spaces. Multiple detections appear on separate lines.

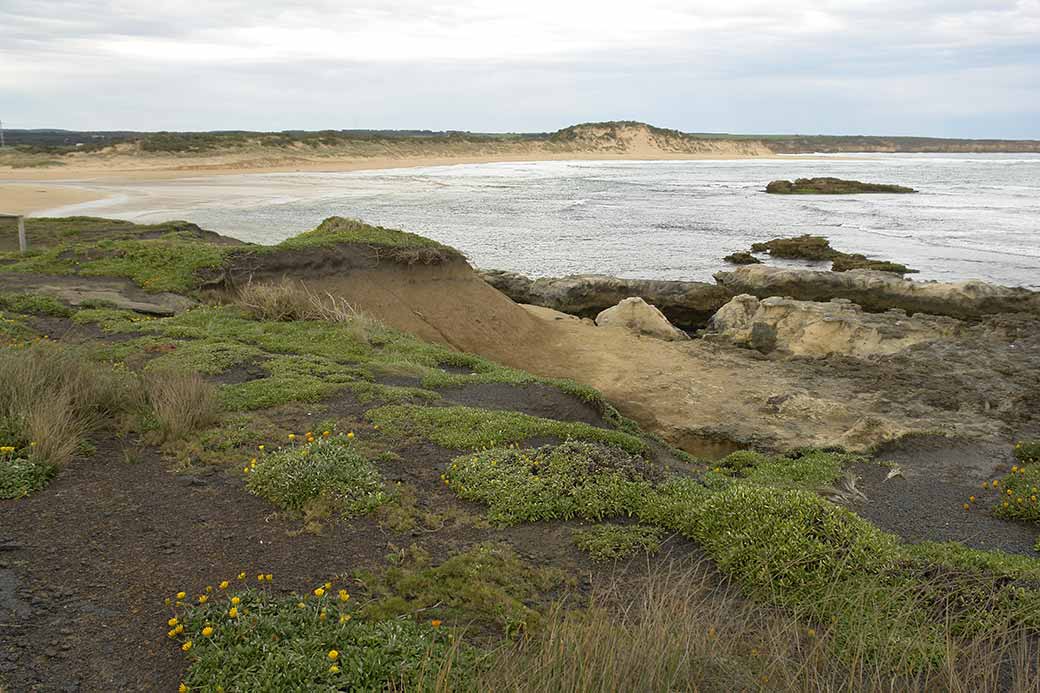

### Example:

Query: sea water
xmin=46 ymin=153 xmax=1040 ymax=288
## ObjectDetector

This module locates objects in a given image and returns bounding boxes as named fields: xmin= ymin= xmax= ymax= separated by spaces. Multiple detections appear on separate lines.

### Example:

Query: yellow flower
xmin=297 ymin=602 xmax=306 ymax=609
xmin=329 ymin=665 xmax=340 ymax=674
xmin=205 ymin=585 xmax=213 ymax=593
xmin=338 ymin=590 xmax=350 ymax=602
xmin=258 ymin=445 xmax=265 ymax=451
xmin=181 ymin=641 xmax=193 ymax=652
xmin=202 ymin=626 xmax=214 ymax=637
xmin=243 ymin=467 xmax=250 ymax=474
xmin=168 ymin=617 xmax=179 ymax=627
xmin=229 ymin=607 xmax=238 ymax=618
xmin=328 ymin=650 xmax=339 ymax=661
xmin=176 ymin=591 xmax=186 ymax=600
xmin=963 ymin=503 xmax=970 ymax=511
xmin=969 ymin=495 xmax=976 ymax=503
xmin=289 ymin=433 xmax=296 ymax=441
xmin=324 ymin=582 xmax=332 ymax=590
xmin=339 ymin=614 xmax=351 ymax=624
xmin=179 ymin=684 xmax=188 ymax=693
xmin=231 ymin=596 xmax=241 ymax=605
xmin=175 ymin=624 xmax=184 ymax=634
xmin=0 ymin=446 xmax=14 ymax=453
xmin=219 ymin=581 xmax=229 ymax=590
xmin=1012 ymin=465 xmax=1019 ymax=473
xmin=198 ymin=595 xmax=208 ymax=604
xmin=319 ymin=610 xmax=327 ymax=621
xmin=237 ymin=572 xmax=246 ymax=580
xmin=322 ymin=431 xmax=331 ymax=437
xmin=431 ymin=619 xmax=442 ymax=628
xmin=347 ymin=432 xmax=355 ymax=439
xmin=807 ymin=628 xmax=816 ymax=638
xmin=167 ymin=629 xmax=178 ymax=638
xmin=257 ymin=574 xmax=264 ymax=582
xmin=265 ymin=573 xmax=273 ymax=582
xmin=314 ymin=587 xmax=325 ymax=598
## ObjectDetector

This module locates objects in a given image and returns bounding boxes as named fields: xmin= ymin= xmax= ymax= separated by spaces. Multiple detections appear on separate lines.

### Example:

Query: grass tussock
xmin=479 ymin=560 xmax=1040 ymax=693
xmin=234 ymin=280 xmax=381 ymax=339
xmin=144 ymin=370 xmax=221 ymax=443
xmin=0 ymin=343 xmax=133 ymax=467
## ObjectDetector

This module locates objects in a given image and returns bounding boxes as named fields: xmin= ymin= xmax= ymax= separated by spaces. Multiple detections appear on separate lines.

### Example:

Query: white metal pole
xmin=17 ymin=216 xmax=27 ymax=253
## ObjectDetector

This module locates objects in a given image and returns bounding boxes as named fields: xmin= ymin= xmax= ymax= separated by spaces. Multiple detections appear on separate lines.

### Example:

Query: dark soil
xmin=438 ymin=382 xmax=607 ymax=427
xmin=852 ymin=435 xmax=1038 ymax=556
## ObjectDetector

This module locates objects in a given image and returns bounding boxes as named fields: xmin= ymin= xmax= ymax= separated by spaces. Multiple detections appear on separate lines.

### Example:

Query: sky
xmin=2 ymin=0 xmax=1039 ymax=138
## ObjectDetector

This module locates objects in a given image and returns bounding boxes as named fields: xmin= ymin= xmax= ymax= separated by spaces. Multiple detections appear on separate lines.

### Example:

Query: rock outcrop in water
xmin=747 ymin=235 xmax=916 ymax=274
xmin=595 ymin=297 xmax=690 ymax=341
xmin=478 ymin=270 xmax=733 ymax=329
xmin=707 ymin=294 xmax=960 ymax=357
xmin=714 ymin=265 xmax=1040 ymax=320
xmin=765 ymin=177 xmax=917 ymax=194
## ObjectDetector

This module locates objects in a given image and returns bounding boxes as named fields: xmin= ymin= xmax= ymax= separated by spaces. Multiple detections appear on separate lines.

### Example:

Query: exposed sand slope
xmin=231 ymin=248 xmax=1021 ymax=452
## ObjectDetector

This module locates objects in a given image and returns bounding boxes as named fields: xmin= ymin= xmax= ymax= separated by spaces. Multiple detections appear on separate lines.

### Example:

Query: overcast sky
xmin=2 ymin=1 xmax=1038 ymax=137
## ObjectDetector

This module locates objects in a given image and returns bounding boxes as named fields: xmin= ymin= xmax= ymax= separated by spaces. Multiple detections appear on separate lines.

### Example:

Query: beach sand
xmin=0 ymin=183 xmax=106 ymax=215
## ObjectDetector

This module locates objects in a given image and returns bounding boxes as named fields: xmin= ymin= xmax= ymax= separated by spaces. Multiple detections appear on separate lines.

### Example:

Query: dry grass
xmin=234 ymin=280 xmax=382 ymax=344
xmin=472 ymin=559 xmax=1040 ymax=693
xmin=144 ymin=370 xmax=221 ymax=443
xmin=0 ymin=343 xmax=132 ymax=466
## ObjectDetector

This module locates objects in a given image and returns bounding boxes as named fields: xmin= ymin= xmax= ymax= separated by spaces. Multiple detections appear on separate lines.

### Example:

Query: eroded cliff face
xmin=714 ymin=265 xmax=1040 ymax=320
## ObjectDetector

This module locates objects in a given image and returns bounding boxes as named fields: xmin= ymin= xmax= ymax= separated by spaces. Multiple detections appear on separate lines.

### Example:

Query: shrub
xmin=169 ymin=584 xmax=481 ymax=691
xmin=445 ymin=441 xmax=659 ymax=525
xmin=573 ymin=524 xmax=664 ymax=562
xmin=0 ymin=448 xmax=54 ymax=499
xmin=1014 ymin=440 xmax=1040 ymax=465
xmin=246 ymin=440 xmax=388 ymax=515
xmin=144 ymin=370 xmax=221 ymax=443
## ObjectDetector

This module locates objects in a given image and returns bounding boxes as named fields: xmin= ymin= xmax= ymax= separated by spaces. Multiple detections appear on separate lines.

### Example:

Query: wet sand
xmin=0 ymin=184 xmax=106 ymax=215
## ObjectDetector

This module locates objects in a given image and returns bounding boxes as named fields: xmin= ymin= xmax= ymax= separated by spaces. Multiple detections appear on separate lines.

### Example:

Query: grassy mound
xmin=356 ymin=543 xmax=567 ymax=637
xmin=766 ymin=178 xmax=916 ymax=194
xmin=444 ymin=441 xmax=659 ymax=524
xmin=367 ymin=406 xmax=648 ymax=455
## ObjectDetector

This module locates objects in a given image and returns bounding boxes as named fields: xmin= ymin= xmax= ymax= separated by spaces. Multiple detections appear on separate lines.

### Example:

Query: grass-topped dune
xmin=2 ymin=215 xmax=1040 ymax=690
xmin=766 ymin=177 xmax=917 ymax=195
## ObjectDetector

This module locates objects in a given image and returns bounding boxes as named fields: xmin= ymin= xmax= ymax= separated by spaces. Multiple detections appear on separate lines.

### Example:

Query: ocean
xmin=47 ymin=153 xmax=1040 ymax=288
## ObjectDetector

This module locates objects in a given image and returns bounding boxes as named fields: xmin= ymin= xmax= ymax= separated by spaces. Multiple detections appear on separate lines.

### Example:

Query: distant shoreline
xmin=0 ymin=150 xmax=791 ymax=214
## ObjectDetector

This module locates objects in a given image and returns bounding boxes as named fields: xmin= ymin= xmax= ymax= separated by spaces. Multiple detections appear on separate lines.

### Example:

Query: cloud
xmin=1 ymin=0 xmax=1037 ymax=136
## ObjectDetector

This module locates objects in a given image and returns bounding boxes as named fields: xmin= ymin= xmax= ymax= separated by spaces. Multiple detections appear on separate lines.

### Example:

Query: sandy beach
xmin=0 ymin=131 xmax=781 ymax=214
xmin=0 ymin=183 xmax=107 ymax=215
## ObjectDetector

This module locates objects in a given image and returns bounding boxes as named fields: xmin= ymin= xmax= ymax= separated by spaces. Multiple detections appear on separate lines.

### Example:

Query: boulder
xmin=595 ymin=297 xmax=690 ymax=341
xmin=714 ymin=265 xmax=1040 ymax=320
xmin=706 ymin=293 xmax=961 ymax=357
xmin=479 ymin=270 xmax=733 ymax=329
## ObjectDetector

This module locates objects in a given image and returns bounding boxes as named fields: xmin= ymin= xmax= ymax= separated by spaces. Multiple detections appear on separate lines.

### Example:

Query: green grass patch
xmin=445 ymin=441 xmax=658 ymax=525
xmin=367 ymin=404 xmax=648 ymax=454
xmin=245 ymin=440 xmax=389 ymax=516
xmin=0 ymin=292 xmax=72 ymax=317
xmin=278 ymin=217 xmax=455 ymax=253
xmin=573 ymin=524 xmax=664 ymax=562
xmin=144 ymin=340 xmax=263 ymax=375
xmin=169 ymin=585 xmax=480 ymax=691
xmin=357 ymin=543 xmax=567 ymax=637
